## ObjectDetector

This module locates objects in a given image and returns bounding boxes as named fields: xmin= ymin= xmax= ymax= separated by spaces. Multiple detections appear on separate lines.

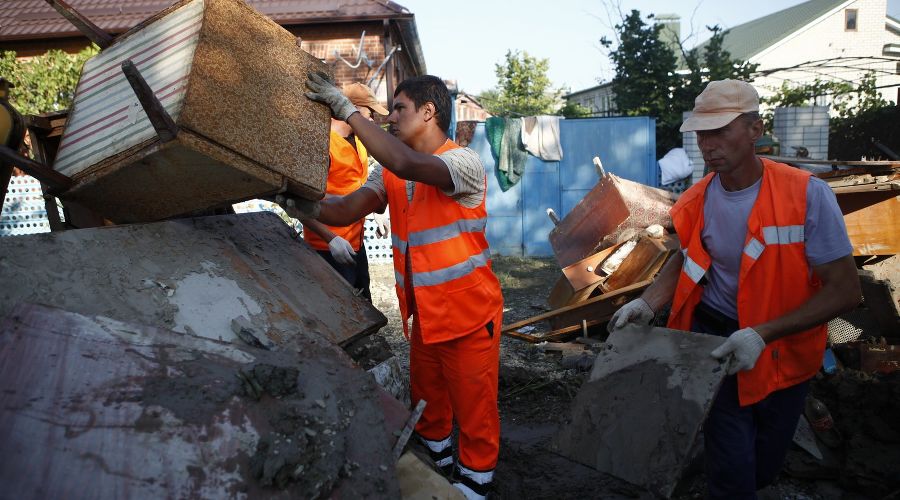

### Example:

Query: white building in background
xmin=564 ymin=83 xmax=618 ymax=117
xmin=566 ymin=0 xmax=900 ymax=114
xmin=694 ymin=0 xmax=900 ymax=104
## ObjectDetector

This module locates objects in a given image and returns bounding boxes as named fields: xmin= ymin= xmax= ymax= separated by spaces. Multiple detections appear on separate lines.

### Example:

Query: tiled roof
xmin=694 ymin=0 xmax=849 ymax=62
xmin=0 ymin=0 xmax=412 ymax=40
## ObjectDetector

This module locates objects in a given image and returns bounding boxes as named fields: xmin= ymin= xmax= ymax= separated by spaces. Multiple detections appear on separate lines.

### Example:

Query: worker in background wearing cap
xmin=609 ymin=79 xmax=861 ymax=498
xmin=281 ymin=73 xmax=503 ymax=500
xmin=301 ymin=83 xmax=389 ymax=300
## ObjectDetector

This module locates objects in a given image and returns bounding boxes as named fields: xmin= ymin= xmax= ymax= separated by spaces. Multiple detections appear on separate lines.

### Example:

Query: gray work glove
xmin=607 ymin=297 xmax=654 ymax=332
xmin=305 ymin=71 xmax=357 ymax=121
xmin=275 ymin=194 xmax=320 ymax=220
xmin=372 ymin=210 xmax=390 ymax=238
xmin=710 ymin=327 xmax=766 ymax=375
xmin=328 ymin=236 xmax=357 ymax=266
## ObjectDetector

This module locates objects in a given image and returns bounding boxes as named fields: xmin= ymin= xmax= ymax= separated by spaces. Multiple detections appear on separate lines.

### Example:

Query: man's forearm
xmin=346 ymin=112 xmax=411 ymax=173
xmin=640 ymin=251 xmax=683 ymax=312
xmin=302 ymin=218 xmax=336 ymax=242
xmin=316 ymin=187 xmax=383 ymax=227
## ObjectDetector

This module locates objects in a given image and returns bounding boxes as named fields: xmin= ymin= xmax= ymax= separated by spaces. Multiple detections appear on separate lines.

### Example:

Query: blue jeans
xmin=693 ymin=305 xmax=809 ymax=500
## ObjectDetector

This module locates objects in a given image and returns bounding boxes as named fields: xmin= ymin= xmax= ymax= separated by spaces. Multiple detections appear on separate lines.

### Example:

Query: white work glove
xmin=328 ymin=236 xmax=357 ymax=266
xmin=710 ymin=327 xmax=766 ymax=375
xmin=305 ymin=71 xmax=357 ymax=121
xmin=607 ymin=298 xmax=654 ymax=332
xmin=275 ymin=194 xmax=320 ymax=220
xmin=372 ymin=210 xmax=390 ymax=238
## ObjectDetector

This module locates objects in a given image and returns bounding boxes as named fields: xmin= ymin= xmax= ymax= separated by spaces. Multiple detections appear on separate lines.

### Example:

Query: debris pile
xmin=502 ymin=172 xmax=678 ymax=343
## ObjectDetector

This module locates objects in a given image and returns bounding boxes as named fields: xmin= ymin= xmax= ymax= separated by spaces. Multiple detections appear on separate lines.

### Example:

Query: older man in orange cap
xmin=610 ymin=79 xmax=861 ymax=498
xmin=302 ymin=82 xmax=389 ymax=300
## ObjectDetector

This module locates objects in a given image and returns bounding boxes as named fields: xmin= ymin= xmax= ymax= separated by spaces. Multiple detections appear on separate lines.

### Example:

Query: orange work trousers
xmin=410 ymin=308 xmax=503 ymax=472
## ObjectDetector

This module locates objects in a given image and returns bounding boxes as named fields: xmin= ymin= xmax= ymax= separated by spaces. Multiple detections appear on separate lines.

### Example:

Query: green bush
xmin=0 ymin=46 xmax=98 ymax=115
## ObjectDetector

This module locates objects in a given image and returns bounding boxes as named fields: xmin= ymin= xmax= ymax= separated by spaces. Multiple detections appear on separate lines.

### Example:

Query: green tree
xmin=0 ymin=46 xmax=98 ymax=115
xmin=602 ymin=11 xmax=758 ymax=155
xmin=484 ymin=50 xmax=561 ymax=116
xmin=602 ymin=11 xmax=679 ymax=122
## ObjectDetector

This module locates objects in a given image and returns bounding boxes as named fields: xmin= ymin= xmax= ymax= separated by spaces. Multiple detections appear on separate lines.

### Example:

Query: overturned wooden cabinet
xmin=53 ymin=0 xmax=331 ymax=222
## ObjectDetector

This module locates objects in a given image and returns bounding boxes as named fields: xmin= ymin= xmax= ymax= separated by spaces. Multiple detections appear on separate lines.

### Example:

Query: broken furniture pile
xmin=501 ymin=172 xmax=679 ymax=343
xmin=0 ymin=1 xmax=438 ymax=497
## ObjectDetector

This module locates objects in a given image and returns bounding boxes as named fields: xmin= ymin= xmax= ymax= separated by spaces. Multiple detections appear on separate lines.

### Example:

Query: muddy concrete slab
xmin=0 ymin=212 xmax=385 ymax=347
xmin=552 ymin=325 xmax=728 ymax=498
xmin=0 ymin=303 xmax=401 ymax=499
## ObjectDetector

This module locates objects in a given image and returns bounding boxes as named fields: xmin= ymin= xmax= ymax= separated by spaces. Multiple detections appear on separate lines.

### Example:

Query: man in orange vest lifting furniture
xmin=609 ymin=80 xmax=861 ymax=499
xmin=301 ymin=83 xmax=388 ymax=300
xmin=282 ymin=73 xmax=504 ymax=500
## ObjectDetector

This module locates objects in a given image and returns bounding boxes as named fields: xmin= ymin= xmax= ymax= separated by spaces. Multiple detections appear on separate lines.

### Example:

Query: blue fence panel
xmin=471 ymin=125 xmax=524 ymax=256
xmin=475 ymin=116 xmax=655 ymax=257
xmin=521 ymin=155 xmax=559 ymax=257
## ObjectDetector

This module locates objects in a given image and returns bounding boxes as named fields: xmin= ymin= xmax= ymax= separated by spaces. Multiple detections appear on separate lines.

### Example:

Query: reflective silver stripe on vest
xmin=408 ymin=217 xmax=487 ymax=247
xmin=412 ymin=249 xmax=491 ymax=287
xmin=681 ymin=249 xmax=706 ymax=284
xmin=763 ymin=225 xmax=804 ymax=245
xmin=744 ymin=237 xmax=765 ymax=260
xmin=392 ymin=234 xmax=408 ymax=255
xmin=744 ymin=225 xmax=804 ymax=261
xmin=395 ymin=270 xmax=405 ymax=289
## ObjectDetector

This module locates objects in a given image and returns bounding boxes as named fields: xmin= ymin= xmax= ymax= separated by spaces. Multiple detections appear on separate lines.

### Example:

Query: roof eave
xmin=392 ymin=16 xmax=426 ymax=76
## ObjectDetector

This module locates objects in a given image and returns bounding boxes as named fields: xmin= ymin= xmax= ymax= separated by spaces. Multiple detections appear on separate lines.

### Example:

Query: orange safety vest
xmin=384 ymin=139 xmax=503 ymax=343
xmin=304 ymin=130 xmax=368 ymax=251
xmin=668 ymin=158 xmax=826 ymax=406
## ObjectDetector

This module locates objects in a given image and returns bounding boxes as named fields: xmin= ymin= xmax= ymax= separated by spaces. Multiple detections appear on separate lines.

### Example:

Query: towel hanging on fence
xmin=521 ymin=115 xmax=563 ymax=161
xmin=485 ymin=117 xmax=530 ymax=191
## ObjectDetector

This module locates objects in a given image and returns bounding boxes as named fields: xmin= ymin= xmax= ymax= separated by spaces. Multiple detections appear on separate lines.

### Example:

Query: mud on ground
xmin=368 ymin=257 xmax=900 ymax=499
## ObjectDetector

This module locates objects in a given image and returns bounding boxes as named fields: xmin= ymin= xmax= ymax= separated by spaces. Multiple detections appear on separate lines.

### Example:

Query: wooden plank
xmin=761 ymin=155 xmax=900 ymax=168
xmin=121 ymin=60 xmax=179 ymax=142
xmin=43 ymin=0 xmax=114 ymax=48
xmin=548 ymin=274 xmax=576 ymax=310
xmin=562 ymin=241 xmax=624 ymax=290
xmin=836 ymin=190 xmax=900 ymax=256
xmin=502 ymin=279 xmax=652 ymax=334
xmin=603 ymin=236 xmax=674 ymax=293
xmin=504 ymin=320 xmax=605 ymax=344
xmin=832 ymin=182 xmax=900 ymax=194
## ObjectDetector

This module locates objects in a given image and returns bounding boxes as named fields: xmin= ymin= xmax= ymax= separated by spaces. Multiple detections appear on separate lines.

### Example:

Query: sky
xmin=396 ymin=0 xmax=900 ymax=96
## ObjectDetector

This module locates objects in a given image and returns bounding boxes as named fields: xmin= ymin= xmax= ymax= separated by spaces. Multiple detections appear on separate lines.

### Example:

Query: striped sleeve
xmin=361 ymin=162 xmax=388 ymax=205
xmin=437 ymin=147 xmax=486 ymax=209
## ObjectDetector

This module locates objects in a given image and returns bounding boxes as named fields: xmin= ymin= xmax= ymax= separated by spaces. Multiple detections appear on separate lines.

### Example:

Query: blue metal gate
xmin=469 ymin=116 xmax=656 ymax=257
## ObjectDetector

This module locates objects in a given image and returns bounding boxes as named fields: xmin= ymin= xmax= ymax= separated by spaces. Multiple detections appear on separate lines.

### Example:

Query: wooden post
xmin=43 ymin=0 xmax=114 ymax=49
xmin=0 ymin=145 xmax=73 ymax=195
xmin=121 ymin=60 xmax=179 ymax=143
xmin=382 ymin=20 xmax=395 ymax=111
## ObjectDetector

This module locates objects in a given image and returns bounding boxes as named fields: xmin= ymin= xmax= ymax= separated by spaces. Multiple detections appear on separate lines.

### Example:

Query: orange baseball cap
xmin=342 ymin=82 xmax=389 ymax=116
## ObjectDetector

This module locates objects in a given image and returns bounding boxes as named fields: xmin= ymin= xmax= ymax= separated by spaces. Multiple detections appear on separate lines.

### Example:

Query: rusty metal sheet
xmin=552 ymin=325 xmax=728 ymax=498
xmin=0 ymin=212 xmax=386 ymax=347
xmin=0 ymin=302 xmax=402 ymax=499
xmin=549 ymin=174 xmax=676 ymax=269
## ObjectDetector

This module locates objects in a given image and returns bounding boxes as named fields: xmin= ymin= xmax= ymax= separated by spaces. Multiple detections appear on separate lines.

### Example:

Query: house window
xmin=845 ymin=9 xmax=858 ymax=31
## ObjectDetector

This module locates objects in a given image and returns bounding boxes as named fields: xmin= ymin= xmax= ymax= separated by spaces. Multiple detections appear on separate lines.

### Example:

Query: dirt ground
xmin=368 ymin=257 xmax=900 ymax=499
